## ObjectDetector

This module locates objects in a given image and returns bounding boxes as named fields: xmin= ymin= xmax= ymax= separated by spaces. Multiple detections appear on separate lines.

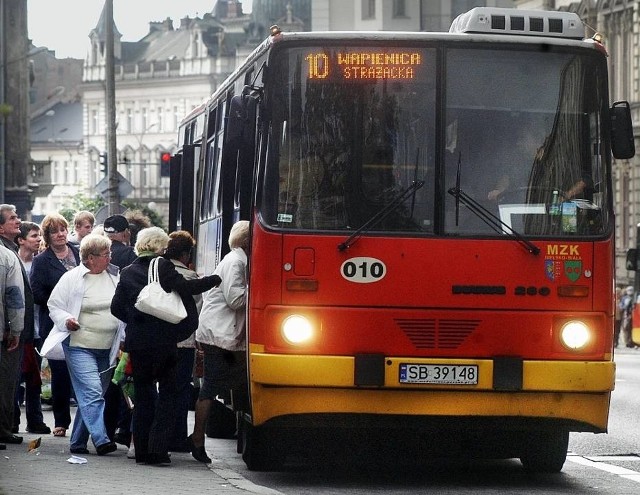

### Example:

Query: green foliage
xmin=0 ymin=103 xmax=13 ymax=117
xmin=64 ymin=193 xmax=106 ymax=214
xmin=59 ymin=193 xmax=165 ymax=230
xmin=57 ymin=207 xmax=76 ymax=224
xmin=59 ymin=194 xmax=106 ymax=224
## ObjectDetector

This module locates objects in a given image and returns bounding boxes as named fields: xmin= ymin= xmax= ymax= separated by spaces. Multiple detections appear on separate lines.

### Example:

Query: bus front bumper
xmin=249 ymin=352 xmax=615 ymax=432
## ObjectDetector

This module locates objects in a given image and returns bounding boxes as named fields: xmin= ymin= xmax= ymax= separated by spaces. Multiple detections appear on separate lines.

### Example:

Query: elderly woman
xmin=164 ymin=230 xmax=203 ymax=453
xmin=189 ymin=220 xmax=250 ymax=464
xmin=45 ymin=234 xmax=123 ymax=455
xmin=30 ymin=212 xmax=80 ymax=438
xmin=111 ymin=227 xmax=221 ymax=465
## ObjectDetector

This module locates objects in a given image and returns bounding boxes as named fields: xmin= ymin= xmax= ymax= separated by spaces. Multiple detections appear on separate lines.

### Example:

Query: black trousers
xmin=129 ymin=347 xmax=178 ymax=461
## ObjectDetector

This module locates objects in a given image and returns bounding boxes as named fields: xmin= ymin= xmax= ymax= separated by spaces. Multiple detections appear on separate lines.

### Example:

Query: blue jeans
xmin=62 ymin=340 xmax=112 ymax=449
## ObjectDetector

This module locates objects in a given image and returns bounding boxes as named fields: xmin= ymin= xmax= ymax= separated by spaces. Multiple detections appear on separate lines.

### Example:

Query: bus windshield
xmin=262 ymin=43 xmax=610 ymax=238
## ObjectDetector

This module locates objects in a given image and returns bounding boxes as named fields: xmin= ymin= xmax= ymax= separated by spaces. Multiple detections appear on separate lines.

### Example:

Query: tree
xmin=59 ymin=193 xmax=165 ymax=230
xmin=60 ymin=193 xmax=106 ymax=223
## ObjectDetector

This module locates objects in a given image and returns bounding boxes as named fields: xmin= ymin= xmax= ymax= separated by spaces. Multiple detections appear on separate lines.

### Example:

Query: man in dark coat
xmin=102 ymin=214 xmax=136 ymax=446
xmin=103 ymin=215 xmax=136 ymax=270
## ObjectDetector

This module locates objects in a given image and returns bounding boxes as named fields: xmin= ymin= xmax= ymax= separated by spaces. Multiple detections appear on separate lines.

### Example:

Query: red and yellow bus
xmin=170 ymin=7 xmax=635 ymax=472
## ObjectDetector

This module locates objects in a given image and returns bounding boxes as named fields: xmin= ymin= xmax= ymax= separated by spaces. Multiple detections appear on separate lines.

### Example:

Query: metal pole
xmin=105 ymin=0 xmax=119 ymax=214
xmin=0 ymin=0 xmax=6 ymax=204
xmin=635 ymin=223 xmax=640 ymax=294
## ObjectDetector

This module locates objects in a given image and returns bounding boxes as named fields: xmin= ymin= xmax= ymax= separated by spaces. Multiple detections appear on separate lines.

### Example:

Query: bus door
xmin=169 ymin=144 xmax=198 ymax=234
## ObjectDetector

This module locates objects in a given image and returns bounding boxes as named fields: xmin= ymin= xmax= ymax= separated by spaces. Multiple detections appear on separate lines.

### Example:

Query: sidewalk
xmin=0 ymin=407 xmax=280 ymax=495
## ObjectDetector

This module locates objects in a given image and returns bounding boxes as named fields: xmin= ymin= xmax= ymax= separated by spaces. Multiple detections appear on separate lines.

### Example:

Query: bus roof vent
xmin=449 ymin=7 xmax=585 ymax=40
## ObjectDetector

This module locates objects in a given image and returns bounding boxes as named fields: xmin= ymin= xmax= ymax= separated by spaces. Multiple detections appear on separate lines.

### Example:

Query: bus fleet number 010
xmin=340 ymin=257 xmax=387 ymax=284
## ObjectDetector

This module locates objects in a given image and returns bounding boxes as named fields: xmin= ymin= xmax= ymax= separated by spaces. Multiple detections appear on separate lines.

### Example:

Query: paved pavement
xmin=5 ymin=349 xmax=636 ymax=494
xmin=0 ymin=407 xmax=282 ymax=495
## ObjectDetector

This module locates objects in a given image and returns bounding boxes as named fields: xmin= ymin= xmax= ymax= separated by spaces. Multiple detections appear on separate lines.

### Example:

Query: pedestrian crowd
xmin=0 ymin=204 xmax=249 ymax=468
xmin=616 ymin=285 xmax=638 ymax=349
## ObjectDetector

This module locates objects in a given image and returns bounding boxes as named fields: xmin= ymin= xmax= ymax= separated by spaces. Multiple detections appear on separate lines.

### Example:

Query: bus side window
xmin=200 ymin=107 xmax=217 ymax=220
xmin=200 ymin=103 xmax=225 ymax=220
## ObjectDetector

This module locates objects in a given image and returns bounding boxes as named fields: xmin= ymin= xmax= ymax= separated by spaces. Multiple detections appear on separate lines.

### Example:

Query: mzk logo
xmin=564 ymin=260 xmax=582 ymax=282
xmin=544 ymin=244 xmax=583 ymax=282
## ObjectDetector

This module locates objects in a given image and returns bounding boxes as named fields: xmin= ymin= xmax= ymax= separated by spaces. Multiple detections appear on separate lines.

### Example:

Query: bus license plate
xmin=399 ymin=363 xmax=478 ymax=385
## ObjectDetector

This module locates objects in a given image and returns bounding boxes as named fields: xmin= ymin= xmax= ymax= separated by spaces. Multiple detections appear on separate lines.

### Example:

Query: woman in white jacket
xmin=44 ymin=234 xmax=124 ymax=456
xmin=188 ymin=220 xmax=249 ymax=464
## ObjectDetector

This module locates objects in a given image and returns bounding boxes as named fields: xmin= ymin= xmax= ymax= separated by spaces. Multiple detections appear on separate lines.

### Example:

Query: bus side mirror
xmin=611 ymin=101 xmax=635 ymax=159
xmin=226 ymin=91 xmax=258 ymax=148
xmin=626 ymin=248 xmax=637 ymax=271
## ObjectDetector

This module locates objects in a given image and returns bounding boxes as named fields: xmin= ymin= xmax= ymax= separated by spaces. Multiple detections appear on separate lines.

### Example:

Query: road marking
xmin=567 ymin=453 xmax=640 ymax=483
xmin=585 ymin=455 xmax=640 ymax=462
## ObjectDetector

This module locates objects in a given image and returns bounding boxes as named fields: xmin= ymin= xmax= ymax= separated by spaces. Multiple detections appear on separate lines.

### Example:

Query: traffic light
xmin=99 ymin=152 xmax=108 ymax=175
xmin=160 ymin=151 xmax=171 ymax=177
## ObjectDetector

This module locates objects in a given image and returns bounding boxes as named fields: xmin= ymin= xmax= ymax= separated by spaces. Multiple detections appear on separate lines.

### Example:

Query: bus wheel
xmin=241 ymin=421 xmax=283 ymax=471
xmin=519 ymin=430 xmax=569 ymax=473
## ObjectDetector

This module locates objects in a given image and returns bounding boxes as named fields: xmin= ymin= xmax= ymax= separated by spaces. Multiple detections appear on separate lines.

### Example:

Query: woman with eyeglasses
xmin=30 ymin=212 xmax=80 ymax=439
xmin=44 ymin=233 xmax=124 ymax=456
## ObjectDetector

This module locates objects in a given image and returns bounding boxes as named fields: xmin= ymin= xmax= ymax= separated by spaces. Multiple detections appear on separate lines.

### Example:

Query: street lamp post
xmin=105 ymin=0 xmax=119 ymax=215
xmin=0 ymin=0 xmax=5 ymax=204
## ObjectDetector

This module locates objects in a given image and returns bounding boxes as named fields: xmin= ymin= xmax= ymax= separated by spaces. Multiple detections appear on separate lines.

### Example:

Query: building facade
xmin=30 ymin=1 xmax=252 ymax=220
xmin=595 ymin=0 xmax=640 ymax=285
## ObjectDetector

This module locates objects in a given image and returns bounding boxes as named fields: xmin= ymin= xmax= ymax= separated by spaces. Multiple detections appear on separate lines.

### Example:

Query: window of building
xmin=173 ymin=105 xmax=180 ymax=131
xmin=50 ymin=160 xmax=57 ymax=183
xmin=157 ymin=107 xmax=164 ymax=132
xmin=126 ymin=109 xmax=133 ymax=133
xmin=125 ymin=156 xmax=134 ymax=182
xmin=64 ymin=160 xmax=71 ymax=184
xmin=393 ymin=0 xmax=406 ymax=18
xmin=91 ymin=110 xmax=99 ymax=135
xmin=142 ymin=159 xmax=149 ymax=188
xmin=362 ymin=0 xmax=375 ymax=19
xmin=141 ymin=107 xmax=148 ymax=133
xmin=192 ymin=33 xmax=200 ymax=58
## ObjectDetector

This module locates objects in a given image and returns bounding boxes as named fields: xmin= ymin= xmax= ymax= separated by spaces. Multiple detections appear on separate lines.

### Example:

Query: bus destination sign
xmin=305 ymin=51 xmax=423 ymax=81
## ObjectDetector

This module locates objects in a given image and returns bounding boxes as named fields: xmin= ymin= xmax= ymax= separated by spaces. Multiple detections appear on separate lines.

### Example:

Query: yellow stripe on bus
xmin=249 ymin=353 xmax=615 ymax=392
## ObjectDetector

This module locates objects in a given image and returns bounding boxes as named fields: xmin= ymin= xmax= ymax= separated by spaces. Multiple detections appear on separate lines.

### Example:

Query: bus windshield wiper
xmin=447 ymin=186 xmax=540 ymax=256
xmin=338 ymin=180 xmax=425 ymax=252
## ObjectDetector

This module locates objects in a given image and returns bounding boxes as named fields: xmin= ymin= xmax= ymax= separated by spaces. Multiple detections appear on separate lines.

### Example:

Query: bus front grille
xmin=395 ymin=318 xmax=480 ymax=349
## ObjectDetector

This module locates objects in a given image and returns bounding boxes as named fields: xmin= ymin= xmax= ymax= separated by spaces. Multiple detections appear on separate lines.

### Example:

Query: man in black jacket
xmin=103 ymin=215 xmax=136 ymax=270
xmin=102 ymin=214 xmax=136 ymax=446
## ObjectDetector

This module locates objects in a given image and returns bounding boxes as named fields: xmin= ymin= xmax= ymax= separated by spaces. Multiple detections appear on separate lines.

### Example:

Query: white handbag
xmin=134 ymin=257 xmax=187 ymax=324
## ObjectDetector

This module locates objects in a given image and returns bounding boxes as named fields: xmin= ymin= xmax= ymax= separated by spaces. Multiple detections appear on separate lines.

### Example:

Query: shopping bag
xmin=134 ymin=257 xmax=187 ymax=324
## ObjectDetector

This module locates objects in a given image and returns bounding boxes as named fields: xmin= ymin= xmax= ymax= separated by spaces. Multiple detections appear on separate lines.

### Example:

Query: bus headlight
xmin=560 ymin=320 xmax=591 ymax=350
xmin=282 ymin=315 xmax=314 ymax=344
